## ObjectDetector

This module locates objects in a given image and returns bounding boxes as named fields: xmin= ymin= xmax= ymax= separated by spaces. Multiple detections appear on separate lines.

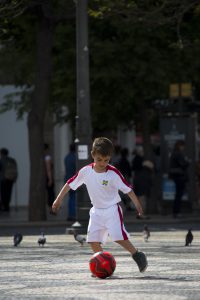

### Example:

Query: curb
xmin=0 ymin=216 xmax=199 ymax=228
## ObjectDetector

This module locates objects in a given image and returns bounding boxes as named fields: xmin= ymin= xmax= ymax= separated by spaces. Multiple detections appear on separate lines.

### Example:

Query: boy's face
xmin=91 ymin=152 xmax=111 ymax=173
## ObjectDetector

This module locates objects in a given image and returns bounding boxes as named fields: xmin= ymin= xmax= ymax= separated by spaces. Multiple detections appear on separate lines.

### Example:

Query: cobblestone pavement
xmin=0 ymin=229 xmax=200 ymax=300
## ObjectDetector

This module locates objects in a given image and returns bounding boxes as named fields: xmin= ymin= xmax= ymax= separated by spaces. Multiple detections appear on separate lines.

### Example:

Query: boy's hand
xmin=135 ymin=205 xmax=143 ymax=217
xmin=127 ymin=190 xmax=144 ymax=216
xmin=51 ymin=183 xmax=70 ymax=213
xmin=52 ymin=199 xmax=61 ymax=213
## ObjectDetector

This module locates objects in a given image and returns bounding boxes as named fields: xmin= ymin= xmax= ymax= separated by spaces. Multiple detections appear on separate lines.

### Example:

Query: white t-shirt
xmin=67 ymin=163 xmax=132 ymax=208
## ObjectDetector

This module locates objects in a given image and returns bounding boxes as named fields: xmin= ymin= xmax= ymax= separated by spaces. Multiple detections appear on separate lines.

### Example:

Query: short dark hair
xmin=69 ymin=143 xmax=76 ymax=152
xmin=91 ymin=137 xmax=114 ymax=156
xmin=0 ymin=148 xmax=9 ymax=156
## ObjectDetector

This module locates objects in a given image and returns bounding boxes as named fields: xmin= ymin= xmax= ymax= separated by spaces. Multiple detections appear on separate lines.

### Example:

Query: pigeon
xmin=185 ymin=229 xmax=193 ymax=246
xmin=143 ymin=225 xmax=150 ymax=242
xmin=13 ymin=233 xmax=23 ymax=247
xmin=38 ymin=232 xmax=46 ymax=247
xmin=73 ymin=233 xmax=86 ymax=246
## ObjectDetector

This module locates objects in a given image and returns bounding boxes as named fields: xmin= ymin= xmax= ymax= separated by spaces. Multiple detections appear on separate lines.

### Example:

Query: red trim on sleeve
xmin=67 ymin=163 xmax=94 ymax=185
xmin=107 ymin=164 xmax=133 ymax=189
xmin=67 ymin=172 xmax=78 ymax=185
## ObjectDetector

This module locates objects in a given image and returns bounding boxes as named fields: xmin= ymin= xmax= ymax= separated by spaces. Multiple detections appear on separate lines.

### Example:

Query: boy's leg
xmin=116 ymin=239 xmax=148 ymax=273
xmin=89 ymin=242 xmax=103 ymax=278
xmin=115 ymin=240 xmax=137 ymax=255
xmin=89 ymin=242 xmax=103 ymax=253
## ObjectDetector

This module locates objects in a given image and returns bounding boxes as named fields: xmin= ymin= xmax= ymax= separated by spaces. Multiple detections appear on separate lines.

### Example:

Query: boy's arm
xmin=127 ymin=190 xmax=143 ymax=216
xmin=52 ymin=183 xmax=71 ymax=213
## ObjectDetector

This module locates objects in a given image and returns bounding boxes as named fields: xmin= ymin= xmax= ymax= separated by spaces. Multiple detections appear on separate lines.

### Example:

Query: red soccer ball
xmin=89 ymin=251 xmax=116 ymax=279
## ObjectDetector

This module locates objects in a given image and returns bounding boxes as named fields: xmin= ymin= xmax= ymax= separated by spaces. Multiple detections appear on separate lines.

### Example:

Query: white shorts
xmin=87 ymin=204 xmax=129 ymax=244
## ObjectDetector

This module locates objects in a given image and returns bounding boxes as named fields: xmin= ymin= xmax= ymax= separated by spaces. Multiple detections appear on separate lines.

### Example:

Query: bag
xmin=4 ymin=157 xmax=18 ymax=181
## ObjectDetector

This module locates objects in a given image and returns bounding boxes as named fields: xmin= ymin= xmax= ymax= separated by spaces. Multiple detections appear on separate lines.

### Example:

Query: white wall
xmin=0 ymin=85 xmax=30 ymax=207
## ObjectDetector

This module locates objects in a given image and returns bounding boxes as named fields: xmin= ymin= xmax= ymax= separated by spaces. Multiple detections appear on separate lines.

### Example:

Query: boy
xmin=52 ymin=137 xmax=148 ymax=273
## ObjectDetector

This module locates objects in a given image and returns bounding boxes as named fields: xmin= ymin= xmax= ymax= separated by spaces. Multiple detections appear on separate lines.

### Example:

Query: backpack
xmin=4 ymin=157 xmax=18 ymax=181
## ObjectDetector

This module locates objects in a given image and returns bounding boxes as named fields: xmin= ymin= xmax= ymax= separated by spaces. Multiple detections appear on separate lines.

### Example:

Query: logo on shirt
xmin=102 ymin=180 xmax=108 ymax=186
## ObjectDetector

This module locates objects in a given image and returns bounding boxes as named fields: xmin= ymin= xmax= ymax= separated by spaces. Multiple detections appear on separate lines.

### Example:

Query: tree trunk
xmin=28 ymin=4 xmax=53 ymax=221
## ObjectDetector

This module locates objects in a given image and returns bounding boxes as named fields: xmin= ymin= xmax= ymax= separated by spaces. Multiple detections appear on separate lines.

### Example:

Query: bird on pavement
xmin=13 ymin=233 xmax=23 ymax=247
xmin=73 ymin=233 xmax=86 ymax=246
xmin=185 ymin=229 xmax=193 ymax=246
xmin=143 ymin=225 xmax=150 ymax=242
xmin=38 ymin=232 xmax=46 ymax=247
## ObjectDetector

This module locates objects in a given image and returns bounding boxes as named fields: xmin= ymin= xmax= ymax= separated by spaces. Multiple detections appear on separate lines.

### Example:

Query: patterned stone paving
xmin=0 ymin=229 xmax=200 ymax=300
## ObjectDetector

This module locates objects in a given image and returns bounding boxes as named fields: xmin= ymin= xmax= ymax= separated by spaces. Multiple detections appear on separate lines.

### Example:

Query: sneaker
xmin=132 ymin=251 xmax=148 ymax=272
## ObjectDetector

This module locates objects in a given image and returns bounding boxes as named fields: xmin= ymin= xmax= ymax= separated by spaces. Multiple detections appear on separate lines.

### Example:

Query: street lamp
xmin=75 ymin=0 xmax=92 ymax=221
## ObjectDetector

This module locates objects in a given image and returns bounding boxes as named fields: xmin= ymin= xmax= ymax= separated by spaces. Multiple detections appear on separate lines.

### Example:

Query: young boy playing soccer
xmin=52 ymin=137 xmax=148 ymax=273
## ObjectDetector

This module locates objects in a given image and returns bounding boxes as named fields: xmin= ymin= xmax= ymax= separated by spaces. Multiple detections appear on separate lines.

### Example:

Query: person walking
xmin=169 ymin=140 xmax=189 ymax=218
xmin=0 ymin=148 xmax=18 ymax=212
xmin=131 ymin=146 xmax=144 ymax=177
xmin=44 ymin=143 xmax=55 ymax=214
xmin=64 ymin=143 xmax=76 ymax=221
xmin=117 ymin=147 xmax=133 ymax=211
xmin=133 ymin=160 xmax=154 ymax=218
xmin=52 ymin=137 xmax=148 ymax=273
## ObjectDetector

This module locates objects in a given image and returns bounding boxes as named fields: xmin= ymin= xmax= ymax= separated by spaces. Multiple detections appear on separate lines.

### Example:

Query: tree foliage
xmin=88 ymin=0 xmax=200 ymax=132
xmin=0 ymin=0 xmax=200 ymax=128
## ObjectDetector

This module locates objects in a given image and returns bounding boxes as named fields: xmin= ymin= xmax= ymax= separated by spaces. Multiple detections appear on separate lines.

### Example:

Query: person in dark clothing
xmin=132 ymin=147 xmax=144 ymax=177
xmin=44 ymin=144 xmax=55 ymax=214
xmin=117 ymin=148 xmax=133 ymax=211
xmin=64 ymin=143 xmax=76 ymax=221
xmin=0 ymin=148 xmax=18 ymax=212
xmin=112 ymin=145 xmax=121 ymax=168
xmin=118 ymin=148 xmax=132 ymax=180
xmin=169 ymin=140 xmax=189 ymax=218
xmin=133 ymin=160 xmax=154 ymax=218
